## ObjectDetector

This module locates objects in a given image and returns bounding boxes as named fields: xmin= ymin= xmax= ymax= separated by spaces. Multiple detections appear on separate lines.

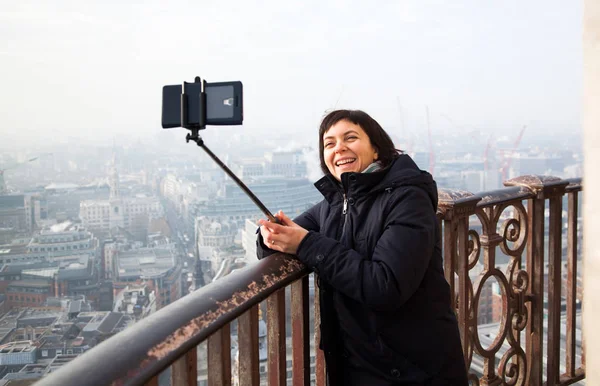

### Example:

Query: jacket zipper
xmin=335 ymin=192 xmax=348 ymax=242
xmin=341 ymin=193 xmax=349 ymax=242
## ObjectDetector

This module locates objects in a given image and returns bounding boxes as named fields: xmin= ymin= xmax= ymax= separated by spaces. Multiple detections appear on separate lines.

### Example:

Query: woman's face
xmin=323 ymin=119 xmax=378 ymax=181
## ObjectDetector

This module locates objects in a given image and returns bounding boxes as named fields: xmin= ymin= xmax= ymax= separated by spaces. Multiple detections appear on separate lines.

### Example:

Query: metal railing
xmin=35 ymin=175 xmax=584 ymax=386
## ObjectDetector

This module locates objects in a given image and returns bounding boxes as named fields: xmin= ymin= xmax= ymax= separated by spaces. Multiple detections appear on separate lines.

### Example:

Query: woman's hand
xmin=258 ymin=211 xmax=309 ymax=255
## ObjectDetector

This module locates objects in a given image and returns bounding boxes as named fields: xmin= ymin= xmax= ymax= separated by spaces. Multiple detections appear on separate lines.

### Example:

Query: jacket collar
xmin=313 ymin=154 xmax=438 ymax=208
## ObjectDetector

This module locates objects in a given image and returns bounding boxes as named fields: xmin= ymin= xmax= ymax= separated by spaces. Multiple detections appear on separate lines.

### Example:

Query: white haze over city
xmin=0 ymin=0 xmax=582 ymax=153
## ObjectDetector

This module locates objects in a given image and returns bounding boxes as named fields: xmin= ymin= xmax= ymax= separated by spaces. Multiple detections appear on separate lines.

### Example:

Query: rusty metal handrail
xmin=473 ymin=186 xmax=534 ymax=207
xmin=35 ymin=253 xmax=309 ymax=386
xmin=566 ymin=177 xmax=583 ymax=192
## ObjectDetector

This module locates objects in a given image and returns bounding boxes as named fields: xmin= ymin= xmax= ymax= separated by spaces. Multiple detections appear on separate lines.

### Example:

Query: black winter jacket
xmin=258 ymin=155 xmax=468 ymax=385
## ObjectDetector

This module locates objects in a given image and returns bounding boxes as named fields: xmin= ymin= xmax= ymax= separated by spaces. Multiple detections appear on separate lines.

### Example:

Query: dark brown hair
xmin=318 ymin=109 xmax=399 ymax=176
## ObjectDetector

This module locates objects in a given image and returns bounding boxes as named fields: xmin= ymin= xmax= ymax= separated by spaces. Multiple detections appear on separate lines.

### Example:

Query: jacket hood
xmin=315 ymin=154 xmax=439 ymax=211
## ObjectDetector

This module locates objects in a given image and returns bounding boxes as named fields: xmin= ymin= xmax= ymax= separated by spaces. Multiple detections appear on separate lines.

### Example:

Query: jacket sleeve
xmin=295 ymin=187 xmax=435 ymax=310
xmin=256 ymin=200 xmax=324 ymax=260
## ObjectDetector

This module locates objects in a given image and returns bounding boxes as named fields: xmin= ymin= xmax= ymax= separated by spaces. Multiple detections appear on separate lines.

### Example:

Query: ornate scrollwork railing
xmin=439 ymin=176 xmax=584 ymax=386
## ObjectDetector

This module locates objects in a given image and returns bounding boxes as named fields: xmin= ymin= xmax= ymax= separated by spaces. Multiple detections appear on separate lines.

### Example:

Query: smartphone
xmin=161 ymin=80 xmax=243 ymax=128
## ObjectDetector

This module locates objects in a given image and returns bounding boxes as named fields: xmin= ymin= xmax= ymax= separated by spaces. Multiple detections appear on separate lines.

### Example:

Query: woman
xmin=257 ymin=110 xmax=468 ymax=385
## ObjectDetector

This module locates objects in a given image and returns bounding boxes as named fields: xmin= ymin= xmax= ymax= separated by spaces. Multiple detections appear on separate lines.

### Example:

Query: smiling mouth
xmin=336 ymin=158 xmax=356 ymax=167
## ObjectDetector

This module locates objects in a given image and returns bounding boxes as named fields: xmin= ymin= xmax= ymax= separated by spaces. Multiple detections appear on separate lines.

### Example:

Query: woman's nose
xmin=334 ymin=142 xmax=346 ymax=153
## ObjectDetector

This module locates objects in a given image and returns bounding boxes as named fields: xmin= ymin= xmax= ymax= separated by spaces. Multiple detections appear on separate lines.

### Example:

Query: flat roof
xmin=8 ymin=280 xmax=51 ymax=289
xmin=2 ymin=262 xmax=58 ymax=274
xmin=0 ymin=195 xmax=25 ymax=209
xmin=44 ymin=183 xmax=79 ymax=190
xmin=0 ymin=245 xmax=29 ymax=256
xmin=117 ymin=247 xmax=175 ymax=279
xmin=22 ymin=268 xmax=59 ymax=279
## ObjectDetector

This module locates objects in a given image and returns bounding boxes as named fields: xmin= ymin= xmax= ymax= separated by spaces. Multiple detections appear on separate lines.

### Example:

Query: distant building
xmin=0 ymin=195 xmax=33 ymax=234
xmin=5 ymin=280 xmax=52 ymax=308
xmin=79 ymin=156 xmax=161 ymax=240
xmin=0 ymin=222 xmax=96 ymax=267
xmin=112 ymin=284 xmax=156 ymax=321
xmin=0 ymin=341 xmax=37 ymax=366
xmin=0 ymin=222 xmax=101 ymax=307
xmin=0 ymin=299 xmax=137 ymax=383
xmin=160 ymin=174 xmax=184 ymax=210
xmin=102 ymin=241 xmax=121 ymax=281
xmin=461 ymin=171 xmax=485 ymax=194
xmin=194 ymin=217 xmax=245 ymax=277
xmin=229 ymin=151 xmax=307 ymax=181
xmin=79 ymin=311 xmax=130 ymax=340
xmin=44 ymin=183 xmax=109 ymax=222
xmin=193 ymin=176 xmax=321 ymax=223
xmin=195 ymin=218 xmax=236 ymax=248
xmin=241 ymin=219 xmax=259 ymax=263
xmin=508 ymin=153 xmax=567 ymax=178
xmin=2 ymin=254 xmax=101 ymax=308
xmin=160 ymin=173 xmax=216 ymax=222
xmin=26 ymin=222 xmax=98 ymax=263
xmin=114 ymin=245 xmax=182 ymax=309
xmin=0 ymin=362 xmax=47 ymax=383
xmin=264 ymin=150 xmax=307 ymax=178
xmin=231 ymin=158 xmax=266 ymax=179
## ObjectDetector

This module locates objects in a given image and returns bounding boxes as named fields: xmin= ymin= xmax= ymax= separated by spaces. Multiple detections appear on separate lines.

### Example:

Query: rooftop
xmin=20 ymin=268 xmax=58 ymax=279
xmin=117 ymin=246 xmax=176 ymax=280
xmin=0 ymin=196 xmax=24 ymax=210
xmin=7 ymin=280 xmax=51 ymax=289
xmin=0 ymin=245 xmax=29 ymax=257
xmin=0 ymin=341 xmax=35 ymax=354
xmin=1 ymin=262 xmax=57 ymax=274
xmin=43 ymin=183 xmax=79 ymax=191
xmin=39 ymin=222 xmax=83 ymax=234
xmin=80 ymin=312 xmax=126 ymax=337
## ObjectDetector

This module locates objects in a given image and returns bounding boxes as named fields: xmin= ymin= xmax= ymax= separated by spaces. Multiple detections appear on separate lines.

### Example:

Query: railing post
xmin=208 ymin=324 xmax=232 ymax=386
xmin=547 ymin=185 xmax=567 ymax=385
xmin=438 ymin=189 xmax=480 ymax=371
xmin=566 ymin=180 xmax=582 ymax=378
xmin=291 ymin=276 xmax=310 ymax=386
xmin=314 ymin=278 xmax=326 ymax=386
xmin=171 ymin=348 xmax=197 ymax=386
xmin=505 ymin=175 xmax=569 ymax=386
xmin=238 ymin=305 xmax=260 ymax=386
xmin=267 ymin=289 xmax=286 ymax=385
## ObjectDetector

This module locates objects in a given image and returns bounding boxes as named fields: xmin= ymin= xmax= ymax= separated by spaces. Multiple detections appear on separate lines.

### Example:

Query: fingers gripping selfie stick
xmin=162 ymin=76 xmax=280 ymax=224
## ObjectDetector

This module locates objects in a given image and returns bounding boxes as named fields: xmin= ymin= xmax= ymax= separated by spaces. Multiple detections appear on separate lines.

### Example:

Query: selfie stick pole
xmin=185 ymin=128 xmax=280 ymax=224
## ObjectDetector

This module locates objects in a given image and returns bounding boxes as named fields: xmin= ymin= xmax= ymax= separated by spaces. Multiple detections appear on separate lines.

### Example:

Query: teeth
xmin=336 ymin=158 xmax=355 ymax=166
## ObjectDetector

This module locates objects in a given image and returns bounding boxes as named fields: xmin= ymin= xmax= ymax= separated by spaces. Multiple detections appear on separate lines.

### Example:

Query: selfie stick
xmin=185 ymin=130 xmax=279 ymax=223
xmin=181 ymin=78 xmax=279 ymax=224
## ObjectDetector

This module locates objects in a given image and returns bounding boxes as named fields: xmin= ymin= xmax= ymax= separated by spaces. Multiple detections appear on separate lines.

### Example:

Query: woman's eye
xmin=346 ymin=136 xmax=357 ymax=141
xmin=325 ymin=142 xmax=334 ymax=148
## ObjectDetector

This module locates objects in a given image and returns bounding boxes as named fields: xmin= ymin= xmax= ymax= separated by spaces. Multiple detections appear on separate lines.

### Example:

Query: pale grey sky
xmin=0 ymin=0 xmax=582 ymax=147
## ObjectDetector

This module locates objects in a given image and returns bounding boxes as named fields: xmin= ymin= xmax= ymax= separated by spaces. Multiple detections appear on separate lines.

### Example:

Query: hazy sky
xmin=0 ymin=0 xmax=582 ymax=147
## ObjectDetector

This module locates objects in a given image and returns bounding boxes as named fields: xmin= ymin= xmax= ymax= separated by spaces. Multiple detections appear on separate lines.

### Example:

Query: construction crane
xmin=482 ymin=134 xmax=495 ymax=191
xmin=395 ymin=97 xmax=414 ymax=155
xmin=426 ymin=106 xmax=435 ymax=175
xmin=0 ymin=154 xmax=50 ymax=194
xmin=483 ymin=134 xmax=494 ymax=173
xmin=499 ymin=126 xmax=527 ymax=181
